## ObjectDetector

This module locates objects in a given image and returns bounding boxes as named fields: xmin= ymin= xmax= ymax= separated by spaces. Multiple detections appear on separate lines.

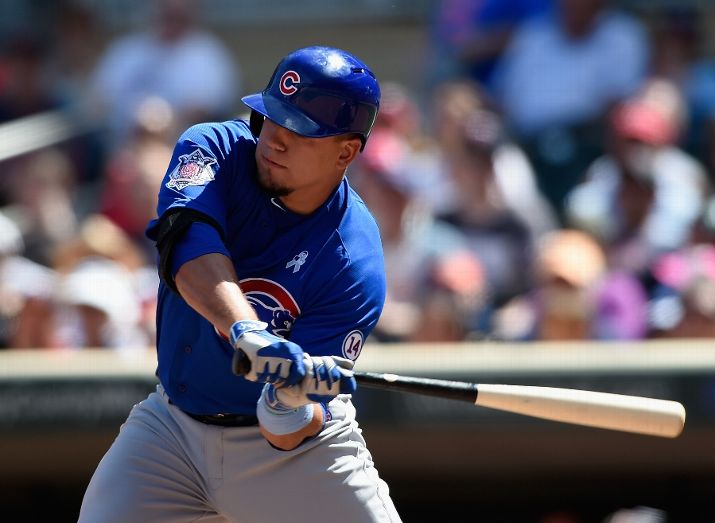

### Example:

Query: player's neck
xmin=279 ymin=177 xmax=343 ymax=215
xmin=279 ymin=189 xmax=330 ymax=215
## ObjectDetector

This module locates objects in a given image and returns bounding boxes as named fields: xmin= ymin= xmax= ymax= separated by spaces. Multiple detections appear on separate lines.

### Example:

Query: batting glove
xmin=230 ymin=320 xmax=305 ymax=387
xmin=267 ymin=354 xmax=357 ymax=409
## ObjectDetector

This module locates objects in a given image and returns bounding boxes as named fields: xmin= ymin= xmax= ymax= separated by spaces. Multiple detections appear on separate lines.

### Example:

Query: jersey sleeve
xmin=146 ymin=121 xmax=253 ymax=241
xmin=169 ymin=221 xmax=231 ymax=278
xmin=288 ymin=251 xmax=386 ymax=362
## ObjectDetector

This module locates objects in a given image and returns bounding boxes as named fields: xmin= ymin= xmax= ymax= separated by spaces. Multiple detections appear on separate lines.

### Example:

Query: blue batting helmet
xmin=242 ymin=46 xmax=380 ymax=150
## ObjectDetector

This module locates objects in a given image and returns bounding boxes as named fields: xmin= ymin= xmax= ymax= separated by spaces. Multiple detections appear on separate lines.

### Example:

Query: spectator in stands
xmin=693 ymin=194 xmax=715 ymax=245
xmin=565 ymin=78 xmax=709 ymax=276
xmin=431 ymin=81 xmax=557 ymax=233
xmin=591 ymin=270 xmax=648 ymax=341
xmin=431 ymin=80 xmax=495 ymax=160
xmin=0 ymin=148 xmax=79 ymax=266
xmin=491 ymin=229 xmax=638 ymax=341
xmin=52 ymin=214 xmax=148 ymax=274
xmin=434 ymin=88 xmax=557 ymax=305
xmin=369 ymin=82 xmax=454 ymax=215
xmin=54 ymin=257 xmax=150 ymax=349
xmin=494 ymin=0 xmax=648 ymax=136
xmin=51 ymin=214 xmax=159 ymax=346
xmin=491 ymin=0 xmax=649 ymax=216
xmin=651 ymin=6 xmax=715 ymax=179
xmin=426 ymin=0 xmax=552 ymax=92
xmin=0 ymin=6 xmax=105 ymax=189
xmin=49 ymin=1 xmax=102 ymax=112
xmin=412 ymin=249 xmax=488 ymax=341
xmin=0 ymin=35 xmax=64 ymax=123
xmin=648 ymin=244 xmax=715 ymax=339
xmin=99 ymin=96 xmax=175 ymax=259
xmin=373 ymin=81 xmax=424 ymax=140
xmin=0 ymin=210 xmax=56 ymax=348
xmin=90 ymin=0 xmax=239 ymax=144
xmin=350 ymin=128 xmax=483 ymax=342
xmin=495 ymin=228 xmax=650 ymax=341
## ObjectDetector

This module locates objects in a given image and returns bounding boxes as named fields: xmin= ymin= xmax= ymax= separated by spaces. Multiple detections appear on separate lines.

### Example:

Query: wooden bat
xmin=355 ymin=371 xmax=686 ymax=438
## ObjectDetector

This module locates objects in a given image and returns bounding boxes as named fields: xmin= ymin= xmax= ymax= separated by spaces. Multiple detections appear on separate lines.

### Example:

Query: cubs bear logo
xmin=239 ymin=278 xmax=300 ymax=338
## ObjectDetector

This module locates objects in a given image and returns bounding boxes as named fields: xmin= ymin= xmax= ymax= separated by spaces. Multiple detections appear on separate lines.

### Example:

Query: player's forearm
xmin=259 ymin=403 xmax=324 ymax=450
xmin=175 ymin=252 xmax=258 ymax=335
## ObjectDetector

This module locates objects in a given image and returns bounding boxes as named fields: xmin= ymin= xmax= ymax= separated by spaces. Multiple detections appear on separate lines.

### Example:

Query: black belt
xmin=168 ymin=399 xmax=259 ymax=427
xmin=185 ymin=412 xmax=259 ymax=427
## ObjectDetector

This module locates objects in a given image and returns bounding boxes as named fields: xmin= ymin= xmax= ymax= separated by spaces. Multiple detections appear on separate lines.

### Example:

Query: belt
xmin=184 ymin=411 xmax=259 ymax=427
xmin=168 ymin=398 xmax=259 ymax=427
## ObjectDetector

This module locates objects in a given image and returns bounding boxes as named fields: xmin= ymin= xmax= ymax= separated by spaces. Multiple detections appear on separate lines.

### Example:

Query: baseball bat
xmin=354 ymin=371 xmax=686 ymax=438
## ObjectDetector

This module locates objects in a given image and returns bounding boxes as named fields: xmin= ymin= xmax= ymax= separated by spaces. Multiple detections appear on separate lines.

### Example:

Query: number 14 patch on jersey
xmin=342 ymin=330 xmax=364 ymax=360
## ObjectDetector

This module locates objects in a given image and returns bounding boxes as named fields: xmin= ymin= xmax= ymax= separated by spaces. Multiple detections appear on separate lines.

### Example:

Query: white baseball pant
xmin=78 ymin=385 xmax=401 ymax=522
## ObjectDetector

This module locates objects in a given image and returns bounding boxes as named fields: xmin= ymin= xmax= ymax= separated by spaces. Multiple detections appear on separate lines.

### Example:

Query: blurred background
xmin=1 ymin=0 xmax=714 ymax=521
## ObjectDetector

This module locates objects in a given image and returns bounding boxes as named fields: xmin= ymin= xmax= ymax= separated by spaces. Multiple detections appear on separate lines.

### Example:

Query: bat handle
xmin=232 ymin=348 xmax=252 ymax=376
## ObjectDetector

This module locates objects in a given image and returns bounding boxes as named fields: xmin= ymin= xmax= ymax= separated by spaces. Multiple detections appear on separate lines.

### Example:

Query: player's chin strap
xmin=249 ymin=110 xmax=265 ymax=139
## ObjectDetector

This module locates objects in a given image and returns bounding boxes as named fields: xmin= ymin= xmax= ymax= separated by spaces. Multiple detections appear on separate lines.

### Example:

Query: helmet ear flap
xmin=249 ymin=110 xmax=265 ymax=138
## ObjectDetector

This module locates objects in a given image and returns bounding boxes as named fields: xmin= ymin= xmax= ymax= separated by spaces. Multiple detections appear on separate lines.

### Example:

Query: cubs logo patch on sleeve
xmin=342 ymin=330 xmax=364 ymax=361
xmin=166 ymin=149 xmax=217 ymax=191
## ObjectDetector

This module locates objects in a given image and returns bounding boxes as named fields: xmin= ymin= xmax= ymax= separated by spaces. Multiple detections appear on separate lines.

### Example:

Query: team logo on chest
xmin=239 ymin=278 xmax=300 ymax=338
xmin=166 ymin=149 xmax=217 ymax=191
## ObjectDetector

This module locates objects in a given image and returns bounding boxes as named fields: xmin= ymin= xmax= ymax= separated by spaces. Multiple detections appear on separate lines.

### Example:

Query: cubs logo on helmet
xmin=279 ymin=71 xmax=301 ymax=96
xmin=239 ymin=278 xmax=300 ymax=338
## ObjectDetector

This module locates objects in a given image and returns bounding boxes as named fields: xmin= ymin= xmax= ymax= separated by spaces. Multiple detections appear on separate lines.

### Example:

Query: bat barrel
xmin=475 ymin=384 xmax=686 ymax=438
xmin=355 ymin=371 xmax=478 ymax=403
xmin=353 ymin=371 xmax=686 ymax=438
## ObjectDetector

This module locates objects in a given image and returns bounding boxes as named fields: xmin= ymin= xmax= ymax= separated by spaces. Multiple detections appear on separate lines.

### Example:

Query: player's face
xmin=255 ymin=119 xmax=361 ymax=213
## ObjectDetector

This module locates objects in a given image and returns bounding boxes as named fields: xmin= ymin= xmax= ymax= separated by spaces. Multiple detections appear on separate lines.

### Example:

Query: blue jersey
xmin=146 ymin=120 xmax=386 ymax=415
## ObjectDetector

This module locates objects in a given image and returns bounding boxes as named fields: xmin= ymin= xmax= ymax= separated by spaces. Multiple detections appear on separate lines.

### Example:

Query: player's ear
xmin=335 ymin=136 xmax=361 ymax=170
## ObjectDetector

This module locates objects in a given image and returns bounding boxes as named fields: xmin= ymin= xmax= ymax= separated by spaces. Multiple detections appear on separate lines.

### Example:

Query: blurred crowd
xmin=359 ymin=0 xmax=715 ymax=344
xmin=0 ymin=0 xmax=238 ymax=350
xmin=1 ymin=0 xmax=715 ymax=351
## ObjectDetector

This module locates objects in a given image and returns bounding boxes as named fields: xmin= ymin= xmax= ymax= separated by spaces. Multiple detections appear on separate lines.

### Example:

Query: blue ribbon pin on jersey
xmin=286 ymin=251 xmax=309 ymax=273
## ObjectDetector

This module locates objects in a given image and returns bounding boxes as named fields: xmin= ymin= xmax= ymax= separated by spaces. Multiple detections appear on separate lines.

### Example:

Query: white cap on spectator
xmin=0 ymin=210 xmax=24 ymax=256
xmin=57 ymin=258 xmax=140 ymax=326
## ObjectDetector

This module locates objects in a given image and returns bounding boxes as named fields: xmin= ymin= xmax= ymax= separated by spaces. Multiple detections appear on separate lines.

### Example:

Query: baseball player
xmin=78 ymin=46 xmax=401 ymax=522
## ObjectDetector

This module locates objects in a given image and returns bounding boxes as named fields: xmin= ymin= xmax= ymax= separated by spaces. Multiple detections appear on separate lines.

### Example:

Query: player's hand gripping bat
xmin=355 ymin=371 xmax=685 ymax=438
xmin=234 ymin=349 xmax=685 ymax=438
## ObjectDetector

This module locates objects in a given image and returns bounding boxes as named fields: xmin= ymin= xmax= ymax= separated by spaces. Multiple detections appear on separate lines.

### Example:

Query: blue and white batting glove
xmin=256 ymin=355 xmax=355 ymax=436
xmin=230 ymin=320 xmax=305 ymax=387
xmin=270 ymin=354 xmax=357 ymax=409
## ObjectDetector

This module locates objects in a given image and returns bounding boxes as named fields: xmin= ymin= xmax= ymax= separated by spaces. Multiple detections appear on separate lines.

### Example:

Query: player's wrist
xmin=229 ymin=319 xmax=269 ymax=346
xmin=257 ymin=383 xmax=314 ymax=435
